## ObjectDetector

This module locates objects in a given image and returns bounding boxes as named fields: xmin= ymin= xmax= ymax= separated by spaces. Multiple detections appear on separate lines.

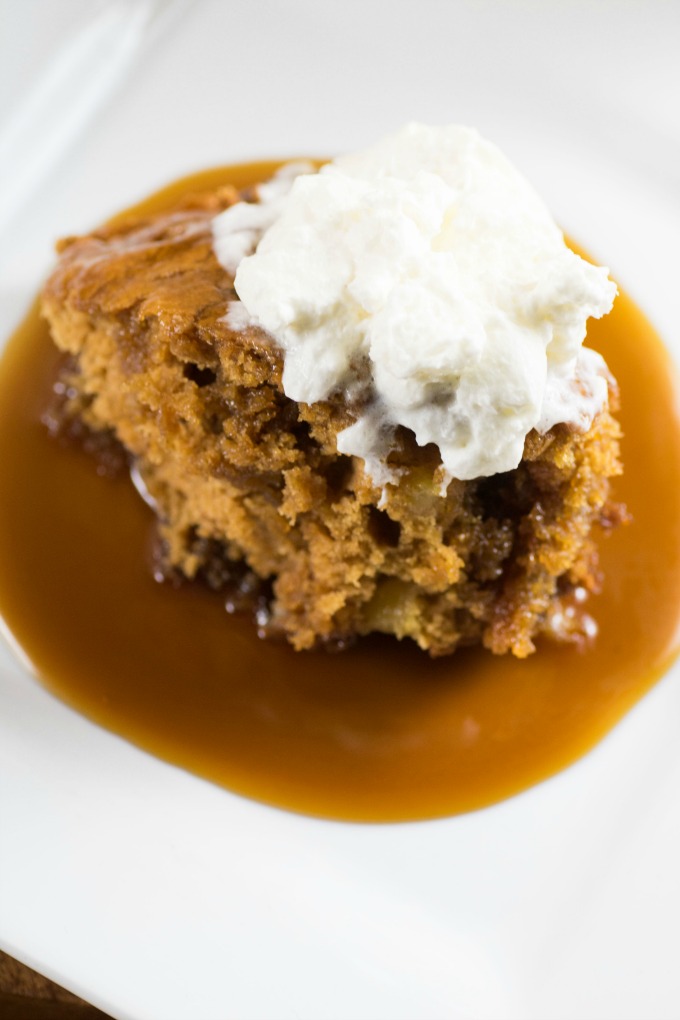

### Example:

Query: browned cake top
xmin=49 ymin=187 xmax=279 ymax=377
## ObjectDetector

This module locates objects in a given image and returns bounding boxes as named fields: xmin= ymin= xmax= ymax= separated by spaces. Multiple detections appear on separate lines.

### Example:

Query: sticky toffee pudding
xmin=0 ymin=158 xmax=679 ymax=822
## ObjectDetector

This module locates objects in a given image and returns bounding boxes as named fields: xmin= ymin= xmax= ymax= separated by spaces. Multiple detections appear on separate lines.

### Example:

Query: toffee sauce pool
xmin=1 ymin=162 xmax=680 ymax=823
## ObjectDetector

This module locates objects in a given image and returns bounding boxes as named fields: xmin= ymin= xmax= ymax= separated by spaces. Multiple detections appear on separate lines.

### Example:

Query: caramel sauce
xmin=1 ymin=163 xmax=680 ymax=823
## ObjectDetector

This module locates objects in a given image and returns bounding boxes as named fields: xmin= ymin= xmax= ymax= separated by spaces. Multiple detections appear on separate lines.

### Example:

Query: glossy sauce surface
xmin=1 ymin=164 xmax=680 ymax=822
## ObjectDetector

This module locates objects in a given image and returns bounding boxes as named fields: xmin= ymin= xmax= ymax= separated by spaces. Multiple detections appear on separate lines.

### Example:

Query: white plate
xmin=1 ymin=2 xmax=680 ymax=1018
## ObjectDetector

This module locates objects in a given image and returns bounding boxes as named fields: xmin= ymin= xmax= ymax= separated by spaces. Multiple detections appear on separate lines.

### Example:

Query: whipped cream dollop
xmin=212 ymin=124 xmax=616 ymax=484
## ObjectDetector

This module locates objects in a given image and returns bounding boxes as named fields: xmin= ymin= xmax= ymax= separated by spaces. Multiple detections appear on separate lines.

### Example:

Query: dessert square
xmin=41 ymin=176 xmax=622 ymax=657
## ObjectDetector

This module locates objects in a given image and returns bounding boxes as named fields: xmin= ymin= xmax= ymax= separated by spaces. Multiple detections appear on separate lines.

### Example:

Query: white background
xmin=1 ymin=2 xmax=680 ymax=1018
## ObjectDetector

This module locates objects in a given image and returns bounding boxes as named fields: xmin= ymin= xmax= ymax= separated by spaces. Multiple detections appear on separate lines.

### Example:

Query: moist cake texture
xmin=41 ymin=179 xmax=623 ymax=657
